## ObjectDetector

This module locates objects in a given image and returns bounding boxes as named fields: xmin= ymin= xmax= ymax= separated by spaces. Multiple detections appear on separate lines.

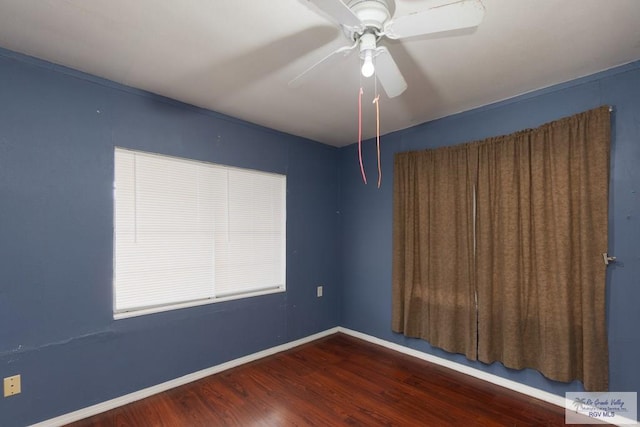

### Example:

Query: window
xmin=113 ymin=148 xmax=286 ymax=319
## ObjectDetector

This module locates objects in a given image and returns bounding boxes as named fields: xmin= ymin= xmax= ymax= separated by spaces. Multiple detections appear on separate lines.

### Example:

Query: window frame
xmin=112 ymin=147 xmax=287 ymax=320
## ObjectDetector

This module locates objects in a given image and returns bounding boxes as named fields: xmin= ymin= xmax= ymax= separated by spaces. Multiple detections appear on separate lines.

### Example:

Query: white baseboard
xmin=31 ymin=326 xmax=636 ymax=427
xmin=336 ymin=327 xmax=566 ymax=406
xmin=30 ymin=327 xmax=339 ymax=427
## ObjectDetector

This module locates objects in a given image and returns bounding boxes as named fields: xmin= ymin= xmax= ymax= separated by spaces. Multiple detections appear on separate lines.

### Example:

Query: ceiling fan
xmin=290 ymin=0 xmax=486 ymax=98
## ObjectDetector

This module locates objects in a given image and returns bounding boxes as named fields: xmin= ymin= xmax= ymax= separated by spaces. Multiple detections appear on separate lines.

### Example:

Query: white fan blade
xmin=374 ymin=47 xmax=407 ymax=98
xmin=384 ymin=0 xmax=485 ymax=40
xmin=289 ymin=42 xmax=358 ymax=88
xmin=305 ymin=0 xmax=363 ymax=30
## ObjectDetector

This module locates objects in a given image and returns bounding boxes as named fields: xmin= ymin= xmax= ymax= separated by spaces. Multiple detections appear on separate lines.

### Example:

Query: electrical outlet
xmin=4 ymin=375 xmax=21 ymax=397
xmin=317 ymin=285 xmax=323 ymax=297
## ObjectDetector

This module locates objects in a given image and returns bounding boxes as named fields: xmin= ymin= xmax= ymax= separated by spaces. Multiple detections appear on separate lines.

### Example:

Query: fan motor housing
xmin=346 ymin=0 xmax=394 ymax=30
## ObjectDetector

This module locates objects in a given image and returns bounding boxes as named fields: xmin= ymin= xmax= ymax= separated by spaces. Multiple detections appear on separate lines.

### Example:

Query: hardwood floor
xmin=66 ymin=333 xmax=600 ymax=426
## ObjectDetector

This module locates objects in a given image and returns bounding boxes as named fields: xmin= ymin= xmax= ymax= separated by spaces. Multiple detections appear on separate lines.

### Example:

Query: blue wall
xmin=340 ymin=62 xmax=640 ymax=396
xmin=0 ymin=49 xmax=341 ymax=426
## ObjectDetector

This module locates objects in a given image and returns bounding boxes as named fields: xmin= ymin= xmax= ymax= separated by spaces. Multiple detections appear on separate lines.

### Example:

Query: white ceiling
xmin=1 ymin=0 xmax=639 ymax=147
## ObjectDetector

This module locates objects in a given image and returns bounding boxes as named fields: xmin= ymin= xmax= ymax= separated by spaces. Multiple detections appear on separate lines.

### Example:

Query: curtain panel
xmin=392 ymin=144 xmax=478 ymax=360
xmin=392 ymin=106 xmax=610 ymax=391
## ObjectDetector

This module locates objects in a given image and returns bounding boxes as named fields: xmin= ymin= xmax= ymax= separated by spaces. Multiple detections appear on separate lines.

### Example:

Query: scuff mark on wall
xmin=0 ymin=330 xmax=115 ymax=358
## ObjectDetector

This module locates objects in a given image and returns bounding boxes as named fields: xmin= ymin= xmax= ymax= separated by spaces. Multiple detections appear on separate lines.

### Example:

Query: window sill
xmin=113 ymin=286 xmax=285 ymax=320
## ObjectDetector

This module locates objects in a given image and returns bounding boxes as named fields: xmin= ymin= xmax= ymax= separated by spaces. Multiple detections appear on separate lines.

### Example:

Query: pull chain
xmin=358 ymin=87 xmax=367 ymax=184
xmin=356 ymin=56 xmax=383 ymax=188
xmin=373 ymin=94 xmax=381 ymax=188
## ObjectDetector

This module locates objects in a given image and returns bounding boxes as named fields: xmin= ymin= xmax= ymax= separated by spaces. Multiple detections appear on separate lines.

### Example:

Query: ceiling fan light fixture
xmin=361 ymin=50 xmax=375 ymax=77
xmin=359 ymin=32 xmax=377 ymax=78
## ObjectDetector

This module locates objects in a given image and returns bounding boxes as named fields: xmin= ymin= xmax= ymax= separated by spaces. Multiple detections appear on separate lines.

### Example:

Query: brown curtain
xmin=392 ymin=144 xmax=477 ymax=360
xmin=392 ymin=106 xmax=610 ymax=391
xmin=475 ymin=106 xmax=610 ymax=391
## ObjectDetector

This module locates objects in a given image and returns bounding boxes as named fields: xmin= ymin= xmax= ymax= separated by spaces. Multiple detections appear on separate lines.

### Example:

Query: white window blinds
xmin=113 ymin=148 xmax=286 ymax=318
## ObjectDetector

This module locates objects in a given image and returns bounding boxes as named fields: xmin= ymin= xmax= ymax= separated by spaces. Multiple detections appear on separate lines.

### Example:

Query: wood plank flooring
xmin=66 ymin=333 xmax=601 ymax=426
